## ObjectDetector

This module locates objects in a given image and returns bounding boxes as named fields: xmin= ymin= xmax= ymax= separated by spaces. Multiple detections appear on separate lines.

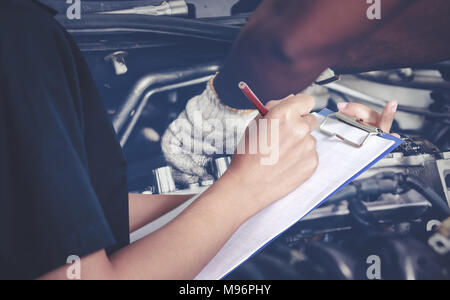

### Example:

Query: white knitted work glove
xmin=162 ymin=70 xmax=334 ymax=187
xmin=161 ymin=78 xmax=258 ymax=186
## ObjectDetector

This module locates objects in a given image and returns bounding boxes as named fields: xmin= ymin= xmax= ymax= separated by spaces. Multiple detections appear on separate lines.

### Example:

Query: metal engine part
xmin=100 ymin=1 xmax=189 ymax=17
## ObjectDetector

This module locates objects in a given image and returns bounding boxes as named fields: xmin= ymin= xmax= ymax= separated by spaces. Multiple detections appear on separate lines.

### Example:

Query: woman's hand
xmin=222 ymin=94 xmax=319 ymax=221
xmin=338 ymin=101 xmax=400 ymax=138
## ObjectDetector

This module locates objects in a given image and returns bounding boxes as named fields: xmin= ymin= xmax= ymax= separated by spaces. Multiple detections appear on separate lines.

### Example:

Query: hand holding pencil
xmin=226 ymin=86 xmax=319 ymax=218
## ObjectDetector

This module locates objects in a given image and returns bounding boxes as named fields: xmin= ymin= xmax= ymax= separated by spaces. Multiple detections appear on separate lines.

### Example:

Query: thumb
xmin=378 ymin=101 xmax=398 ymax=133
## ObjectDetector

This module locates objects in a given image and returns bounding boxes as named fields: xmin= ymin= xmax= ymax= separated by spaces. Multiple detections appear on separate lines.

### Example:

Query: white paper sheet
xmin=195 ymin=113 xmax=398 ymax=280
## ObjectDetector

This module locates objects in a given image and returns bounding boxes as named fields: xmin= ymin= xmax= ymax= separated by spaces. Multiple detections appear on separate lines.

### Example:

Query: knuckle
xmin=300 ymin=94 xmax=315 ymax=107
xmin=303 ymin=94 xmax=315 ymax=103
xmin=266 ymin=100 xmax=278 ymax=109
xmin=270 ymin=106 xmax=286 ymax=119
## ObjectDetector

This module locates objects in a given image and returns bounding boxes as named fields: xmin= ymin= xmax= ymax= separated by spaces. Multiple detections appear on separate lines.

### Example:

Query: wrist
xmin=213 ymin=169 xmax=266 ymax=224
xmin=213 ymin=71 xmax=257 ymax=110
xmin=208 ymin=75 xmax=256 ymax=114
xmin=193 ymin=174 xmax=249 ymax=231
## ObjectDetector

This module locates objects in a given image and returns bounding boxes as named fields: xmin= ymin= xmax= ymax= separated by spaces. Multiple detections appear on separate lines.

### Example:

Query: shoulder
xmin=0 ymin=1 xmax=81 ymax=113
xmin=0 ymin=0 xmax=65 ymax=42
xmin=0 ymin=0 xmax=74 ymax=73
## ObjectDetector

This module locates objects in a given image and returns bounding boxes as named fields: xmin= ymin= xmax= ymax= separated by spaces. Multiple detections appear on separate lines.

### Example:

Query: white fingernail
xmin=338 ymin=103 xmax=348 ymax=110
xmin=390 ymin=101 xmax=398 ymax=113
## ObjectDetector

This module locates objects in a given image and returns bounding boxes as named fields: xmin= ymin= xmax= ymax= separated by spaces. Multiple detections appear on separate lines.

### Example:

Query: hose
xmin=56 ymin=14 xmax=240 ymax=43
xmin=402 ymin=175 xmax=450 ymax=216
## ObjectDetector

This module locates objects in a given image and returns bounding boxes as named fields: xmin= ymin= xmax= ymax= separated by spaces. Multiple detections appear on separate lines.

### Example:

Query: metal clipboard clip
xmin=319 ymin=112 xmax=384 ymax=148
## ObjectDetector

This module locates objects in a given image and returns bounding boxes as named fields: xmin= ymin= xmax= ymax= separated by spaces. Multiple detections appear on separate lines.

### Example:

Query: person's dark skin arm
xmin=214 ymin=0 xmax=450 ymax=108
xmin=333 ymin=0 xmax=450 ymax=74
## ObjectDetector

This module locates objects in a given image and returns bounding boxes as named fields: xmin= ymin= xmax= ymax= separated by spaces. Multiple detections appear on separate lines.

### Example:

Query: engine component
xmin=429 ymin=217 xmax=450 ymax=255
xmin=57 ymin=14 xmax=240 ymax=48
xmin=428 ymin=232 xmax=450 ymax=255
xmin=119 ymin=76 xmax=214 ymax=147
xmin=101 ymin=1 xmax=189 ymax=17
xmin=152 ymin=166 xmax=176 ymax=194
xmin=104 ymin=51 xmax=129 ymax=76
xmin=356 ymin=69 xmax=450 ymax=91
xmin=351 ymin=234 xmax=448 ymax=280
xmin=211 ymin=156 xmax=232 ymax=180
xmin=111 ymin=61 xmax=221 ymax=142
xmin=298 ymin=242 xmax=364 ymax=280
xmin=39 ymin=0 xmax=188 ymax=16
xmin=436 ymin=152 xmax=450 ymax=205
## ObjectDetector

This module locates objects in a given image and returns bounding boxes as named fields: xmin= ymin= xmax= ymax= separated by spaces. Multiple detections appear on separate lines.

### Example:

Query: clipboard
xmin=195 ymin=109 xmax=403 ymax=280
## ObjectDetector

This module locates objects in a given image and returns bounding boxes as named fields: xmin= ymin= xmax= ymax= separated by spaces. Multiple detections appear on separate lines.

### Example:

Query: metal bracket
xmin=320 ymin=112 xmax=383 ymax=148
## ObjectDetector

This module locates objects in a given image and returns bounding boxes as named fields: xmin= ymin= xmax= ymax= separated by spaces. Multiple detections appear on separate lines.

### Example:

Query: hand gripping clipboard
xmin=195 ymin=109 xmax=403 ymax=280
xmin=320 ymin=111 xmax=384 ymax=148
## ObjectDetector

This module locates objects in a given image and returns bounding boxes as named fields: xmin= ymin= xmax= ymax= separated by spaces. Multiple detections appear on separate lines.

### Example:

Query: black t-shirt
xmin=0 ymin=0 xmax=130 ymax=279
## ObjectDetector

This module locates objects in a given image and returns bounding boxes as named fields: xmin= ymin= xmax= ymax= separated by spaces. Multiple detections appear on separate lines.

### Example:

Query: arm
xmin=215 ymin=0 xmax=449 ymax=108
xmin=40 ymin=177 xmax=248 ymax=280
xmin=39 ymin=95 xmax=320 ymax=280
xmin=333 ymin=0 xmax=450 ymax=74
xmin=128 ymin=193 xmax=194 ymax=232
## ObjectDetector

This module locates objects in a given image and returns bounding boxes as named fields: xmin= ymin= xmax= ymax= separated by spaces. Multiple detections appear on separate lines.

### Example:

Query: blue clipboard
xmin=219 ymin=109 xmax=403 ymax=280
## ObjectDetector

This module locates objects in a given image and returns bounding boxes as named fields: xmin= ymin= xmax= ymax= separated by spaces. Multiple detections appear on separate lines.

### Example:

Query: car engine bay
xmin=39 ymin=0 xmax=450 ymax=280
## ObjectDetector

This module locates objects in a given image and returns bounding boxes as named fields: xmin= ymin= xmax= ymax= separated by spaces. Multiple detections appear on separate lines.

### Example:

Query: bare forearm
xmin=40 ymin=174 xmax=249 ymax=280
xmin=128 ymin=193 xmax=194 ymax=232
xmin=113 ymin=176 xmax=247 ymax=280
xmin=333 ymin=0 xmax=450 ymax=74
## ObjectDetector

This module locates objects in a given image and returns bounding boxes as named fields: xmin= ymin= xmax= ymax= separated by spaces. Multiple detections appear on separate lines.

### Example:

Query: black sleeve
xmin=0 ymin=1 xmax=117 ymax=279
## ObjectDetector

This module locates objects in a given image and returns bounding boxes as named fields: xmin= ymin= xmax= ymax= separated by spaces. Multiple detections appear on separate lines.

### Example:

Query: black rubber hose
xmin=402 ymin=175 xmax=450 ymax=216
xmin=56 ymin=14 xmax=241 ymax=43
xmin=328 ymin=178 xmax=399 ymax=204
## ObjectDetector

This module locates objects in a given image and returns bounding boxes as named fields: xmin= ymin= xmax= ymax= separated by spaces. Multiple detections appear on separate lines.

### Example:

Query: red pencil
xmin=239 ymin=82 xmax=269 ymax=116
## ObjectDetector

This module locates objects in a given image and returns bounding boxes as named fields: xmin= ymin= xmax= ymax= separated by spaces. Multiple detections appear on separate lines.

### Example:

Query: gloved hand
xmin=161 ymin=77 xmax=258 ymax=186
xmin=162 ymin=71 xmax=334 ymax=187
